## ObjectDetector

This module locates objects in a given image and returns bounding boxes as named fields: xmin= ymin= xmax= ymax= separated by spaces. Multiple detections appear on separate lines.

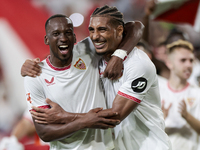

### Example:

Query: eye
xmin=53 ymin=32 xmax=59 ymax=36
xmin=88 ymin=27 xmax=94 ymax=32
xmin=66 ymin=31 xmax=73 ymax=36
xmin=180 ymin=59 xmax=186 ymax=62
xmin=99 ymin=27 xmax=106 ymax=32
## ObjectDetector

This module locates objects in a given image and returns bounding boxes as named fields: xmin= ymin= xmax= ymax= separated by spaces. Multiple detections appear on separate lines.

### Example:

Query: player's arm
xmin=118 ymin=21 xmax=144 ymax=54
xmin=99 ymin=95 xmax=139 ymax=121
xmin=101 ymin=58 xmax=155 ymax=121
xmin=24 ymin=77 xmax=119 ymax=142
xmin=142 ymin=0 xmax=157 ymax=42
xmin=20 ymin=21 xmax=144 ymax=79
xmin=21 ymin=58 xmax=41 ymax=77
xmin=103 ymin=21 xmax=144 ymax=79
xmin=32 ymin=107 xmax=120 ymax=142
xmin=29 ymin=100 xmax=119 ymax=142
xmin=179 ymin=100 xmax=200 ymax=134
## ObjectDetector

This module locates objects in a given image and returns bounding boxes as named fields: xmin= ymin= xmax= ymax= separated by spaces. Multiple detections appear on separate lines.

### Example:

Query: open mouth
xmin=58 ymin=45 xmax=69 ymax=55
xmin=94 ymin=42 xmax=106 ymax=49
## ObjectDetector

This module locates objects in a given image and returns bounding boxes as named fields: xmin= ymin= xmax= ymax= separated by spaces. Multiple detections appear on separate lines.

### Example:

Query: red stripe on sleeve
xmin=118 ymin=91 xmax=141 ymax=104
xmin=30 ymin=105 xmax=51 ymax=112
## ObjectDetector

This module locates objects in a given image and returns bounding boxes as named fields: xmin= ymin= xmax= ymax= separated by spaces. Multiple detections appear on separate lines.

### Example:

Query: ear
xmin=44 ymin=35 xmax=49 ymax=45
xmin=165 ymin=57 xmax=173 ymax=70
xmin=73 ymin=33 xmax=77 ymax=44
xmin=117 ymin=25 xmax=124 ymax=37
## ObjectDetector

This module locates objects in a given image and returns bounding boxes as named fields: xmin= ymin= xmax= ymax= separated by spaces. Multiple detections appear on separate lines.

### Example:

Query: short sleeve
xmin=24 ymin=76 xmax=47 ymax=111
xmin=118 ymin=59 xmax=156 ymax=103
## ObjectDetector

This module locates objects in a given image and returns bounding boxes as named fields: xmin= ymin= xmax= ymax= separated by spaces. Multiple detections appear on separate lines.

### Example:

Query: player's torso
xmin=39 ymin=47 xmax=105 ymax=113
xmin=99 ymin=48 xmax=171 ymax=150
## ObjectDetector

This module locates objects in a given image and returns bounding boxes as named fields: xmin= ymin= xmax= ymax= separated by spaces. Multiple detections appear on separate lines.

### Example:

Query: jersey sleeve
xmin=24 ymin=76 xmax=49 ymax=111
xmin=118 ymin=59 xmax=157 ymax=103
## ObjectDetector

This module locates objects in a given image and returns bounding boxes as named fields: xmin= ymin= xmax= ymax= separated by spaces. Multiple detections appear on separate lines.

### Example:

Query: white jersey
xmin=24 ymin=37 xmax=114 ymax=150
xmin=159 ymin=82 xmax=200 ymax=150
xmin=99 ymin=47 xmax=172 ymax=150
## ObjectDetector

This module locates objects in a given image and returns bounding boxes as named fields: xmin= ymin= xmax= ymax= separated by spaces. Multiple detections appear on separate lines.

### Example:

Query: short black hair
xmin=45 ymin=14 xmax=68 ymax=31
xmin=91 ymin=5 xmax=124 ymax=27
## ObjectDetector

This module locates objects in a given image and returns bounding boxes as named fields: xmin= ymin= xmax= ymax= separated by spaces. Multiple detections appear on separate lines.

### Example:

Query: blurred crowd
xmin=0 ymin=0 xmax=200 ymax=150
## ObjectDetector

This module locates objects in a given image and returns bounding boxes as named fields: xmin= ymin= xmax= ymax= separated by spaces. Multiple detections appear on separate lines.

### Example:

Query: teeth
xmin=59 ymin=45 xmax=68 ymax=48
xmin=95 ymin=42 xmax=104 ymax=46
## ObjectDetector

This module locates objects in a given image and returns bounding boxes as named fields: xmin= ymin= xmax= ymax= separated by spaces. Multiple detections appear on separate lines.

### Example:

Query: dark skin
xmin=23 ymin=17 xmax=144 ymax=142
xmin=44 ymin=17 xmax=76 ymax=67
xmin=21 ymin=21 xmax=144 ymax=79
xmin=29 ymin=17 xmax=143 ymax=142
xmin=29 ymin=17 xmax=121 ymax=142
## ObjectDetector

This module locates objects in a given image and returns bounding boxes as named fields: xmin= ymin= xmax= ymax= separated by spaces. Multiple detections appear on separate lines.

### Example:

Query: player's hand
xmin=31 ymin=98 xmax=68 ymax=124
xmin=161 ymin=100 xmax=172 ymax=119
xmin=83 ymin=108 xmax=120 ymax=129
xmin=21 ymin=58 xmax=41 ymax=77
xmin=178 ymin=100 xmax=188 ymax=119
xmin=104 ymin=56 xmax=123 ymax=80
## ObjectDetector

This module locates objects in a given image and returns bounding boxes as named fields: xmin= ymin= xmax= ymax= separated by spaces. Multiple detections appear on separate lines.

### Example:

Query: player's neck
xmin=49 ymin=55 xmax=72 ymax=68
xmin=168 ymin=74 xmax=188 ymax=91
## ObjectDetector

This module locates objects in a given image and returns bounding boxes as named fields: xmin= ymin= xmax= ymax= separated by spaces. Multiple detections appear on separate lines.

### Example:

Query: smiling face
xmin=45 ymin=17 xmax=76 ymax=67
xmin=167 ymin=47 xmax=194 ymax=80
xmin=88 ymin=17 xmax=123 ymax=56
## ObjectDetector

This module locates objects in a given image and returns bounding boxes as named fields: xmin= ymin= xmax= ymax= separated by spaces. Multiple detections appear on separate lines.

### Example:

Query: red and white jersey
xmin=24 ymin=37 xmax=114 ymax=150
xmin=99 ymin=47 xmax=171 ymax=150
xmin=159 ymin=82 xmax=200 ymax=150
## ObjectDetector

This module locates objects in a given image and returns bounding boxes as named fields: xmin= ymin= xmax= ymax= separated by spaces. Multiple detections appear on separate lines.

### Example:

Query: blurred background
xmin=0 ymin=0 xmax=199 ymax=149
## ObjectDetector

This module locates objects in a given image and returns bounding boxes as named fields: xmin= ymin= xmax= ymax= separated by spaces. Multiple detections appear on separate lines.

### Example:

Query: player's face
xmin=89 ymin=17 xmax=123 ymax=55
xmin=45 ymin=17 xmax=76 ymax=67
xmin=168 ymin=47 xmax=194 ymax=80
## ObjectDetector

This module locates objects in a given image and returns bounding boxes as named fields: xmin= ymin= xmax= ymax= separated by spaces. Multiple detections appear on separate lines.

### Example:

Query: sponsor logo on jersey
xmin=74 ymin=58 xmax=86 ymax=70
xmin=26 ymin=93 xmax=32 ymax=104
xmin=45 ymin=77 xmax=55 ymax=86
xmin=131 ymin=77 xmax=147 ymax=93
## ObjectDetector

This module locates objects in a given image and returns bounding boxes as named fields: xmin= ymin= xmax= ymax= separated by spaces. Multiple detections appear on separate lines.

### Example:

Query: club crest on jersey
xmin=131 ymin=77 xmax=147 ymax=93
xmin=45 ymin=77 xmax=55 ymax=86
xmin=74 ymin=58 xmax=86 ymax=70
xmin=26 ymin=93 xmax=32 ymax=104
xmin=187 ymin=97 xmax=195 ymax=107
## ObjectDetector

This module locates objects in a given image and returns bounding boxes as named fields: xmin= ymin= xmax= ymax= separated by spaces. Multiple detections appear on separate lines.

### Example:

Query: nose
xmin=185 ymin=60 xmax=193 ymax=68
xmin=91 ymin=30 xmax=100 ymax=41
xmin=60 ymin=33 xmax=68 ymax=42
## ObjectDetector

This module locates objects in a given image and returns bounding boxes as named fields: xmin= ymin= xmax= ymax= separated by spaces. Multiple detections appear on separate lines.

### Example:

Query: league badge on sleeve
xmin=131 ymin=77 xmax=147 ymax=93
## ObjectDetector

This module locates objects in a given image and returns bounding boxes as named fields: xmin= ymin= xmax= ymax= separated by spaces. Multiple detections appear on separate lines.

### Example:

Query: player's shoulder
xmin=24 ymin=75 xmax=40 ymax=84
xmin=126 ymin=47 xmax=152 ymax=65
xmin=74 ymin=37 xmax=95 ymax=53
xmin=124 ymin=47 xmax=156 ymax=74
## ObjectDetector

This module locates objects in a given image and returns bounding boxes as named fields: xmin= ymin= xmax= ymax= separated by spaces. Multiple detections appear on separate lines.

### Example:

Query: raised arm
xmin=104 ymin=21 xmax=144 ymax=79
xmin=118 ymin=21 xmax=144 ymax=54
xmin=142 ymin=0 xmax=157 ymax=42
